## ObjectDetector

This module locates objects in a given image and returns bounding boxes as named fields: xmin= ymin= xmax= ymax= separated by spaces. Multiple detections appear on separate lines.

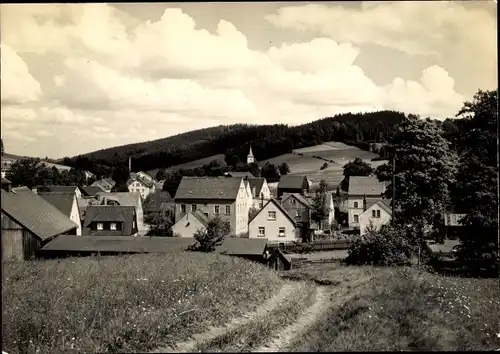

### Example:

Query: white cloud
xmin=0 ymin=44 xmax=42 ymax=104
xmin=0 ymin=3 xmax=485 ymax=157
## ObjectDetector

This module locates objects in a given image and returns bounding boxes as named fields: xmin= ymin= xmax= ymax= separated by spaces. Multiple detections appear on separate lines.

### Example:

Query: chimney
xmin=128 ymin=157 xmax=132 ymax=173
xmin=363 ymin=194 xmax=367 ymax=212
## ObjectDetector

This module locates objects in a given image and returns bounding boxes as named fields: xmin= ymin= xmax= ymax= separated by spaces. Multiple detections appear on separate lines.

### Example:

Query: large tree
xmin=340 ymin=157 xmax=373 ymax=191
xmin=260 ymin=162 xmax=280 ymax=182
xmin=6 ymin=158 xmax=42 ymax=188
xmin=192 ymin=216 xmax=231 ymax=252
xmin=278 ymin=162 xmax=291 ymax=175
xmin=310 ymin=180 xmax=329 ymax=230
xmin=451 ymin=89 xmax=498 ymax=273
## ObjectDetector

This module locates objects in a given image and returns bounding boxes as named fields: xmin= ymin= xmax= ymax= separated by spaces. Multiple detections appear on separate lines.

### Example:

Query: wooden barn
xmin=267 ymin=248 xmax=292 ymax=271
xmin=215 ymin=237 xmax=269 ymax=263
xmin=1 ymin=187 xmax=78 ymax=261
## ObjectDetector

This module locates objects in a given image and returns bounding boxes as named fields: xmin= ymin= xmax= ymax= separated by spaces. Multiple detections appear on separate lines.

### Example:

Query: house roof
xmin=2 ymin=177 xmax=12 ymax=184
xmin=278 ymin=175 xmax=308 ymax=189
xmin=143 ymin=191 xmax=173 ymax=213
xmin=192 ymin=210 xmax=210 ymax=227
xmin=282 ymin=193 xmax=312 ymax=208
xmin=175 ymin=176 xmax=243 ymax=200
xmin=96 ymin=192 xmax=141 ymax=207
xmin=1 ymin=187 xmax=77 ymax=241
xmin=127 ymin=174 xmax=155 ymax=189
xmin=247 ymin=178 xmax=266 ymax=197
xmin=363 ymin=199 xmax=392 ymax=216
xmin=38 ymin=192 xmax=75 ymax=217
xmin=84 ymin=205 xmax=136 ymax=235
xmin=348 ymin=176 xmax=386 ymax=196
xmin=41 ymin=185 xmax=80 ymax=194
xmin=227 ymin=172 xmax=255 ymax=178
xmin=81 ymin=186 xmax=105 ymax=197
xmin=250 ymin=198 xmax=296 ymax=225
xmin=92 ymin=178 xmax=116 ymax=190
xmin=215 ymin=237 xmax=268 ymax=256
xmin=41 ymin=235 xmax=197 ymax=253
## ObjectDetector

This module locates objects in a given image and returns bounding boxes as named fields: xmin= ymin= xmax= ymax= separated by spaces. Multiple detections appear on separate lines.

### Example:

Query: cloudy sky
xmin=1 ymin=2 xmax=497 ymax=159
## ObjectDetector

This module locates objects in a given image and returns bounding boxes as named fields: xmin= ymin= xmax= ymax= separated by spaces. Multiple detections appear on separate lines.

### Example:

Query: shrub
xmin=190 ymin=216 xmax=231 ymax=252
xmin=346 ymin=224 xmax=416 ymax=266
xmin=320 ymin=162 xmax=328 ymax=170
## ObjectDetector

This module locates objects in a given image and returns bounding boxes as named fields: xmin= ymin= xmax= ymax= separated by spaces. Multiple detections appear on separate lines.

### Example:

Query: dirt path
xmin=151 ymin=282 xmax=300 ymax=353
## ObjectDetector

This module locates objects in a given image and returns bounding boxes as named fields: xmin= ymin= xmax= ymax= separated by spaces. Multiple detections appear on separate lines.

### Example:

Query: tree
xmin=451 ymin=89 xmax=498 ymax=274
xmin=155 ymin=169 xmax=166 ymax=181
xmin=310 ymin=180 xmax=329 ymax=230
xmin=340 ymin=157 xmax=373 ymax=191
xmin=145 ymin=211 xmax=174 ymax=236
xmin=162 ymin=171 xmax=183 ymax=197
xmin=260 ymin=162 xmax=280 ymax=182
xmin=278 ymin=162 xmax=290 ymax=175
xmin=6 ymin=158 xmax=42 ymax=188
xmin=192 ymin=216 xmax=231 ymax=252
xmin=247 ymin=163 xmax=261 ymax=177
xmin=112 ymin=164 xmax=130 ymax=186
xmin=384 ymin=116 xmax=458 ymax=242
xmin=248 ymin=207 xmax=259 ymax=221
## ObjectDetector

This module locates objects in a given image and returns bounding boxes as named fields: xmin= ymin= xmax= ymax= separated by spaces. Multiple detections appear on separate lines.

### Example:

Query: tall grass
xmin=2 ymin=253 xmax=282 ymax=353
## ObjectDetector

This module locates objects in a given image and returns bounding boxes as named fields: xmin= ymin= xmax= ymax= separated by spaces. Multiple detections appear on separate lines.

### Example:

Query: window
xmin=278 ymin=227 xmax=286 ymax=237
xmin=290 ymin=198 xmax=296 ymax=205
xmin=215 ymin=205 xmax=220 ymax=214
xmin=181 ymin=204 xmax=186 ymax=213
xmin=372 ymin=210 xmax=376 ymax=218
xmin=110 ymin=223 xmax=117 ymax=230
xmin=204 ymin=212 xmax=209 ymax=217
xmin=97 ymin=222 xmax=103 ymax=230
xmin=225 ymin=205 xmax=231 ymax=214
xmin=295 ymin=210 xmax=300 ymax=217
xmin=354 ymin=202 xmax=359 ymax=208
xmin=191 ymin=204 xmax=197 ymax=212
xmin=258 ymin=227 xmax=265 ymax=236
xmin=376 ymin=210 xmax=381 ymax=218
xmin=133 ymin=221 xmax=136 ymax=229
xmin=354 ymin=214 xmax=359 ymax=223
xmin=268 ymin=211 xmax=276 ymax=220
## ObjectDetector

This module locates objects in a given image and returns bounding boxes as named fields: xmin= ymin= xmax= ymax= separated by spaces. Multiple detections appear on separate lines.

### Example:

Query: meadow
xmin=1 ymin=253 xmax=282 ymax=354
xmin=147 ymin=153 xmax=226 ymax=176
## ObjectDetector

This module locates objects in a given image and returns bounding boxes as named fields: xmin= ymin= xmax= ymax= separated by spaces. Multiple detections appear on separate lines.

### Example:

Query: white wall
xmin=359 ymin=204 xmax=391 ymax=235
xmin=172 ymin=212 xmax=207 ymax=238
xmin=249 ymin=201 xmax=298 ymax=242
xmin=70 ymin=196 xmax=82 ymax=235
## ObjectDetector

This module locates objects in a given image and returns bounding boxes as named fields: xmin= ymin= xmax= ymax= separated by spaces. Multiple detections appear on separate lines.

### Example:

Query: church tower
xmin=247 ymin=145 xmax=255 ymax=164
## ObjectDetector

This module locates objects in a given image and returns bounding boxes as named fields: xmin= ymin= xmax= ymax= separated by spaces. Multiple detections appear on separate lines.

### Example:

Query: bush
xmin=346 ymin=224 xmax=416 ymax=266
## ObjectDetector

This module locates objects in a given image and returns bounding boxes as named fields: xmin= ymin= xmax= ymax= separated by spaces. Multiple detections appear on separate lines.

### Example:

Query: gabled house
xmin=80 ymin=185 xmax=106 ymax=198
xmin=359 ymin=199 xmax=392 ymax=236
xmin=174 ymin=176 xmax=250 ymax=236
xmin=248 ymin=199 xmax=300 ymax=243
xmin=39 ymin=191 xmax=82 ymax=235
xmin=247 ymin=177 xmax=272 ymax=209
xmin=41 ymin=185 xmax=83 ymax=200
xmin=91 ymin=178 xmax=116 ymax=193
xmin=171 ymin=209 xmax=210 ymax=238
xmin=348 ymin=176 xmax=387 ymax=228
xmin=83 ymin=205 xmax=138 ymax=236
xmin=215 ymin=237 xmax=269 ymax=263
xmin=277 ymin=175 xmax=309 ymax=198
xmin=95 ymin=192 xmax=146 ymax=235
xmin=1 ymin=187 xmax=77 ymax=261
xmin=281 ymin=193 xmax=311 ymax=224
xmin=127 ymin=172 xmax=156 ymax=200
xmin=143 ymin=191 xmax=173 ymax=217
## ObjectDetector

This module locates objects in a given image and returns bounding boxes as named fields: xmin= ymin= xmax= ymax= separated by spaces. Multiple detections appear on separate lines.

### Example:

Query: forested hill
xmin=62 ymin=110 xmax=406 ymax=175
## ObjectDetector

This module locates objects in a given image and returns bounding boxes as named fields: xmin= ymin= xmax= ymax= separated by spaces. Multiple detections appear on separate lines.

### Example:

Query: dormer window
xmin=354 ymin=202 xmax=359 ymax=208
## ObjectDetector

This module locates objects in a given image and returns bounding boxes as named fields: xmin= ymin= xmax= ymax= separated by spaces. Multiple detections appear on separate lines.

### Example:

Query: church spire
xmin=247 ymin=144 xmax=255 ymax=164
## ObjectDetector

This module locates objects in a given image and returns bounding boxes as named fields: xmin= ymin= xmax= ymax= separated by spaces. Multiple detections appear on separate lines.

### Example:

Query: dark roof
xmin=83 ymin=205 xmax=136 ymax=235
xmin=175 ymin=177 xmax=243 ymax=200
xmin=41 ymin=185 xmax=80 ymax=194
xmin=247 ymin=178 xmax=265 ymax=197
xmin=81 ymin=186 xmax=105 ymax=196
xmin=41 ymin=235 xmax=197 ymax=253
xmin=215 ymin=237 xmax=268 ymax=256
xmin=426 ymin=239 xmax=460 ymax=255
xmin=38 ymin=192 xmax=75 ymax=217
xmin=227 ymin=172 xmax=255 ymax=178
xmin=96 ymin=192 xmax=141 ymax=207
xmin=1 ymin=187 xmax=77 ymax=241
xmin=2 ymin=177 xmax=12 ymax=184
xmin=127 ymin=174 xmax=155 ymax=189
xmin=282 ymin=193 xmax=312 ymax=208
xmin=363 ymin=199 xmax=392 ymax=215
xmin=144 ymin=191 xmax=173 ymax=213
xmin=250 ymin=198 xmax=296 ymax=225
xmin=278 ymin=175 xmax=308 ymax=189
xmin=192 ymin=210 xmax=210 ymax=227
xmin=92 ymin=178 xmax=116 ymax=190
xmin=348 ymin=176 xmax=386 ymax=196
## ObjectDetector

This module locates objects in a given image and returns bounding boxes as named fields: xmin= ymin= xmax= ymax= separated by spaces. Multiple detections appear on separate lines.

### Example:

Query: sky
xmin=0 ymin=2 xmax=497 ymax=159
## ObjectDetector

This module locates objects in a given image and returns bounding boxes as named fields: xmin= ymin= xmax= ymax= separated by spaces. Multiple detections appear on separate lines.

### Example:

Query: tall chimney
xmin=128 ymin=157 xmax=132 ymax=173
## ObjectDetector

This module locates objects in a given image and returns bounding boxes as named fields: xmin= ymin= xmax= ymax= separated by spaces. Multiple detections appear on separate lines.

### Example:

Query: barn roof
xmin=226 ymin=172 xmax=255 ymax=178
xmin=1 ymin=187 xmax=77 ymax=241
xmin=41 ymin=235 xmax=197 ymax=253
xmin=80 ymin=186 xmax=105 ymax=197
xmin=38 ymin=192 xmax=75 ymax=217
xmin=348 ymin=176 xmax=386 ymax=196
xmin=40 ymin=185 xmax=80 ymax=194
xmin=96 ymin=192 xmax=141 ymax=207
xmin=175 ymin=176 xmax=242 ymax=200
xmin=278 ymin=175 xmax=307 ymax=189
xmin=215 ymin=237 xmax=268 ymax=256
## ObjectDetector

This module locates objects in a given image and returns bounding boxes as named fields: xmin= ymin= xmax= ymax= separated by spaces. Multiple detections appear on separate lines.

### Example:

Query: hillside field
xmin=4 ymin=256 xmax=499 ymax=353
xmin=147 ymin=154 xmax=226 ymax=176
xmin=261 ymin=141 xmax=388 ymax=187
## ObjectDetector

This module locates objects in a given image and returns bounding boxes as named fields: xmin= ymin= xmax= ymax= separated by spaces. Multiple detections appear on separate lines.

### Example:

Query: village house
xmin=91 ymin=178 xmax=116 ymax=193
xmin=443 ymin=212 xmax=467 ymax=239
xmin=359 ymin=199 xmax=392 ymax=236
xmin=95 ymin=192 xmax=146 ymax=235
xmin=225 ymin=172 xmax=255 ymax=178
xmin=143 ymin=191 xmax=174 ymax=217
xmin=1 ymin=156 xmax=16 ymax=178
xmin=39 ymin=190 xmax=83 ymax=235
xmin=40 ymin=185 xmax=83 ymax=200
xmin=82 ymin=205 xmax=138 ymax=236
xmin=277 ymin=175 xmax=310 ymax=198
xmin=347 ymin=176 xmax=387 ymax=229
xmin=215 ymin=237 xmax=269 ymax=263
xmin=1 ymin=187 xmax=77 ymax=261
xmin=80 ymin=185 xmax=106 ymax=198
xmin=248 ymin=198 xmax=300 ymax=243
xmin=127 ymin=172 xmax=156 ymax=200
xmin=174 ymin=176 xmax=251 ymax=236
xmin=246 ymin=177 xmax=272 ymax=209
xmin=171 ymin=209 xmax=210 ymax=238
xmin=280 ymin=193 xmax=312 ymax=240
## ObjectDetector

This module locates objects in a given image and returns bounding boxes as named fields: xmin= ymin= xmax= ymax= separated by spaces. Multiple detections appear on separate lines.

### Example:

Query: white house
xmin=246 ymin=177 xmax=272 ymax=209
xmin=248 ymin=199 xmax=299 ymax=243
xmin=127 ymin=173 xmax=156 ymax=200
xmin=359 ymin=200 xmax=392 ymax=236
xmin=171 ymin=210 xmax=210 ymax=238
xmin=348 ymin=176 xmax=387 ymax=228
xmin=39 ymin=191 xmax=83 ymax=235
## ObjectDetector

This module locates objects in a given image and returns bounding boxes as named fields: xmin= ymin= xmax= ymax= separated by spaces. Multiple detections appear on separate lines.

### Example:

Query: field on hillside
xmin=147 ymin=154 xmax=226 ymax=176
xmin=262 ymin=141 xmax=388 ymax=187
xmin=2 ymin=253 xmax=282 ymax=354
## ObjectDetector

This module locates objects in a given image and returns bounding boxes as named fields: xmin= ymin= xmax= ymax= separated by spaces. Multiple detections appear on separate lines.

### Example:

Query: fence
xmin=266 ymin=240 xmax=353 ymax=253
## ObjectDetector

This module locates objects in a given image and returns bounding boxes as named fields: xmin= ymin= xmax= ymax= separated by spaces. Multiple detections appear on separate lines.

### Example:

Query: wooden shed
xmin=267 ymin=248 xmax=292 ymax=271
xmin=1 ymin=187 xmax=77 ymax=261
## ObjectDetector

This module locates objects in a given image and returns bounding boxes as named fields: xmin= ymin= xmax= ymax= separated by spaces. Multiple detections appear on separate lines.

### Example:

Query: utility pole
xmin=392 ymin=153 xmax=396 ymax=225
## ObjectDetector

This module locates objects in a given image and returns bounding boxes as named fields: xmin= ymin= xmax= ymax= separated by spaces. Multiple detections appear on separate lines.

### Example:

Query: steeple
xmin=247 ymin=145 xmax=255 ymax=164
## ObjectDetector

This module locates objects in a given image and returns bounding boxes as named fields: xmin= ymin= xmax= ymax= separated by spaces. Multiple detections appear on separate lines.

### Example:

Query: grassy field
xmin=1 ymin=253 xmax=282 ymax=354
xmin=147 ymin=154 xmax=226 ymax=176
xmin=284 ymin=263 xmax=500 ymax=351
